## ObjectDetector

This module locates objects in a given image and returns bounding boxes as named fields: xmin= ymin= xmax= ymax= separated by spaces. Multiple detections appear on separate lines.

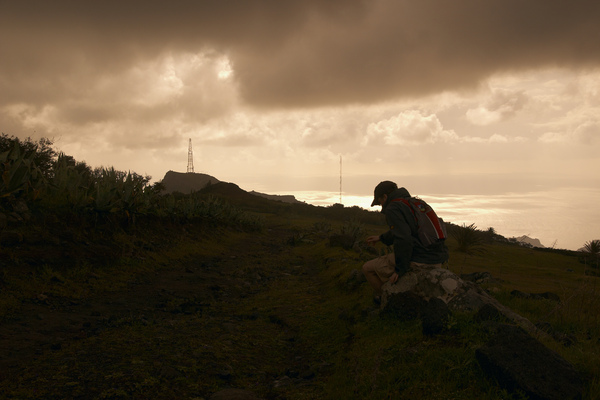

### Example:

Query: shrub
xmin=450 ymin=223 xmax=486 ymax=256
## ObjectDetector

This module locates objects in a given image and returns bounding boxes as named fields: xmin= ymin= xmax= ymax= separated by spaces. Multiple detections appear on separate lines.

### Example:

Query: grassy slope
xmin=0 ymin=205 xmax=598 ymax=399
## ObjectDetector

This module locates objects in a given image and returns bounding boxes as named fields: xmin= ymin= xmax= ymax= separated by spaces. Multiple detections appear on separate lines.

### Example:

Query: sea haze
xmin=278 ymin=187 xmax=600 ymax=252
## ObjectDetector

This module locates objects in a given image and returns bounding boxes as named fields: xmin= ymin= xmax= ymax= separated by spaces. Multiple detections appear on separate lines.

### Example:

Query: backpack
xmin=393 ymin=197 xmax=447 ymax=246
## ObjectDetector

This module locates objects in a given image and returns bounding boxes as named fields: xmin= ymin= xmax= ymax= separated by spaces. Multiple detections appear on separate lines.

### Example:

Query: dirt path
xmin=0 ymin=224 xmax=326 ymax=398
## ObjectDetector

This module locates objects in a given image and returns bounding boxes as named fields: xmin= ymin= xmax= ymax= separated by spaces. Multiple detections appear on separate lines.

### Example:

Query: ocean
xmin=278 ymin=188 xmax=600 ymax=252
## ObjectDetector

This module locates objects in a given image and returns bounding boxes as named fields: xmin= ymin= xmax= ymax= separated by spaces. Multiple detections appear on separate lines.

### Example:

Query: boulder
xmin=476 ymin=324 xmax=583 ymax=400
xmin=381 ymin=264 xmax=545 ymax=337
xmin=381 ymin=291 xmax=427 ymax=320
xmin=421 ymin=298 xmax=451 ymax=336
xmin=475 ymin=303 xmax=506 ymax=323
xmin=461 ymin=271 xmax=496 ymax=284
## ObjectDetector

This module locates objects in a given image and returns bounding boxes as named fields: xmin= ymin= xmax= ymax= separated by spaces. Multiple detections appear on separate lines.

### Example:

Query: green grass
xmin=1 ymin=206 xmax=599 ymax=399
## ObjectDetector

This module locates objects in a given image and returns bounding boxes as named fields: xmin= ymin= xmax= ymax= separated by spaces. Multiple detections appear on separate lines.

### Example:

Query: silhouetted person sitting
xmin=362 ymin=181 xmax=449 ymax=303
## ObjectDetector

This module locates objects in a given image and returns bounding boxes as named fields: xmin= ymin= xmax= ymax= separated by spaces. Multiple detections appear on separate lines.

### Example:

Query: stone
xmin=511 ymin=290 xmax=561 ymax=302
xmin=531 ymin=292 xmax=561 ymax=302
xmin=475 ymin=303 xmax=506 ymax=323
xmin=510 ymin=289 xmax=531 ymax=299
xmin=421 ymin=297 xmax=451 ymax=336
xmin=381 ymin=264 xmax=547 ymax=338
xmin=476 ymin=324 xmax=583 ymax=400
xmin=536 ymin=322 xmax=577 ymax=347
xmin=461 ymin=271 xmax=495 ymax=284
xmin=381 ymin=291 xmax=427 ymax=320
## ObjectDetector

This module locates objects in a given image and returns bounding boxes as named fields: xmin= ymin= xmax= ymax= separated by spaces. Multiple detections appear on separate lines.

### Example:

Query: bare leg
xmin=362 ymin=264 xmax=385 ymax=296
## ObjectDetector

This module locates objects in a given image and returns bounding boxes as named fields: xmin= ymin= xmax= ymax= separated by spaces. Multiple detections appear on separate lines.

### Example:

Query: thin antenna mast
xmin=187 ymin=138 xmax=194 ymax=173
xmin=339 ymin=155 xmax=342 ymax=204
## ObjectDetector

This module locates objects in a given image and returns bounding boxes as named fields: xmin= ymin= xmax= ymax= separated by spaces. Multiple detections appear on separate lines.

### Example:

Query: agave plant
xmin=0 ymin=141 xmax=46 ymax=202
xmin=450 ymin=223 xmax=487 ymax=271
xmin=582 ymin=239 xmax=600 ymax=269
xmin=45 ymin=153 xmax=94 ymax=210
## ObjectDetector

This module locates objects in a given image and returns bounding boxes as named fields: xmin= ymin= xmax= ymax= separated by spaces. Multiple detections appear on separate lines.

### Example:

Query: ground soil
xmin=0 ymin=223 xmax=326 ymax=399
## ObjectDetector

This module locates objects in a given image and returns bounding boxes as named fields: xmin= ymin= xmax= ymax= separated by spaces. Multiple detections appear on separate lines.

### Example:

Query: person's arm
xmin=366 ymin=235 xmax=381 ymax=245
xmin=384 ymin=203 xmax=414 ymax=274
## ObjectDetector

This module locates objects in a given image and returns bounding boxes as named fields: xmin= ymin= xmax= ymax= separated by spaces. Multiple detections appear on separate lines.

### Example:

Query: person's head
xmin=370 ymin=181 xmax=398 ymax=207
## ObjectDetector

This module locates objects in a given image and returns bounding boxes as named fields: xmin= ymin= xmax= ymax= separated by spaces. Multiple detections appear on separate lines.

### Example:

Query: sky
xmin=1 ymin=1 xmax=599 ymax=249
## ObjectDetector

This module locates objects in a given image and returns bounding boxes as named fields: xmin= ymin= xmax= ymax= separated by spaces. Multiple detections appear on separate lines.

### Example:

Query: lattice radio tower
xmin=187 ymin=138 xmax=194 ymax=173
xmin=339 ymin=155 xmax=342 ymax=204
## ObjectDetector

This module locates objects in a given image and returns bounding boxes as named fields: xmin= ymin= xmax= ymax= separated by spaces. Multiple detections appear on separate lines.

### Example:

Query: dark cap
xmin=371 ymin=181 xmax=398 ymax=207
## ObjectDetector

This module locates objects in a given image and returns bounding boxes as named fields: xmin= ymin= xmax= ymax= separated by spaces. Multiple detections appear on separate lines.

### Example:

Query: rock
xmin=381 ymin=291 xmax=427 ymax=320
xmin=511 ymin=289 xmax=531 ymax=299
xmin=217 ymin=364 xmax=234 ymax=381
xmin=381 ymin=263 xmax=546 ymax=338
xmin=461 ymin=271 xmax=495 ymax=284
xmin=272 ymin=375 xmax=293 ymax=388
xmin=531 ymin=292 xmax=561 ymax=302
xmin=421 ymin=298 xmax=451 ymax=336
xmin=511 ymin=290 xmax=561 ymax=302
xmin=476 ymin=324 xmax=583 ymax=400
xmin=475 ymin=303 xmax=506 ymax=323
xmin=209 ymin=388 xmax=263 ymax=400
xmin=535 ymin=322 xmax=577 ymax=347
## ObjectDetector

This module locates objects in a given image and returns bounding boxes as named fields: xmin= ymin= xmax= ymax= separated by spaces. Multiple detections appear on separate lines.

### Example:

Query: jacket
xmin=379 ymin=188 xmax=449 ymax=274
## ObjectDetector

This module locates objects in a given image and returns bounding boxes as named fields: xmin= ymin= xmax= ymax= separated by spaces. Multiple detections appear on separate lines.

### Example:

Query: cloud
xmin=231 ymin=0 xmax=600 ymax=107
xmin=466 ymin=89 xmax=529 ymax=126
xmin=364 ymin=110 xmax=458 ymax=145
xmin=2 ymin=1 xmax=600 ymax=110
xmin=574 ymin=121 xmax=600 ymax=144
xmin=539 ymin=121 xmax=600 ymax=145
xmin=0 ymin=52 xmax=238 ymax=150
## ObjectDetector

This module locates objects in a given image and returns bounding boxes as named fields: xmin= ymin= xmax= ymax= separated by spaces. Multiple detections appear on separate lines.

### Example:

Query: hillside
xmin=160 ymin=170 xmax=220 ymax=194
xmin=249 ymin=190 xmax=302 ymax=204
xmin=160 ymin=171 xmax=302 ymax=204
xmin=516 ymin=235 xmax=545 ymax=248
xmin=0 ymin=188 xmax=597 ymax=399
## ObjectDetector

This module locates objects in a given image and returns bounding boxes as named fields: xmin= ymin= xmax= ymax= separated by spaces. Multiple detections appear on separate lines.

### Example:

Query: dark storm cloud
xmin=2 ymin=0 xmax=600 ymax=109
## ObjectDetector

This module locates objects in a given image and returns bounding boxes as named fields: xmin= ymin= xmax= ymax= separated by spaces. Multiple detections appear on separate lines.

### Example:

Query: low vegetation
xmin=0 ymin=134 xmax=599 ymax=399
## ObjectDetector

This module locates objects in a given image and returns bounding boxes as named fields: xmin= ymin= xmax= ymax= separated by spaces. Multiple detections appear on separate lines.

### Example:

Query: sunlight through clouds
xmin=364 ymin=110 xmax=458 ymax=145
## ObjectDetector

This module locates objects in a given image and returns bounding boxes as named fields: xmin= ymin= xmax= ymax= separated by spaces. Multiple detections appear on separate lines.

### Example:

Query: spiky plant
xmin=450 ymin=223 xmax=487 ymax=271
xmin=582 ymin=239 xmax=600 ymax=269
xmin=451 ymin=223 xmax=486 ymax=254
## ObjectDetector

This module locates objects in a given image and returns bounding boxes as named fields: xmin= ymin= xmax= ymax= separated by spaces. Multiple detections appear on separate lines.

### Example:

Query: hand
xmin=366 ymin=235 xmax=380 ymax=245
xmin=388 ymin=272 xmax=399 ymax=284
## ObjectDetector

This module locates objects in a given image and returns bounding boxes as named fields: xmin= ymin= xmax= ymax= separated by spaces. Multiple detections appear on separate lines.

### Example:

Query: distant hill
xmin=516 ymin=235 xmax=545 ymax=248
xmin=249 ymin=191 xmax=302 ymax=204
xmin=198 ymin=181 xmax=303 ymax=211
xmin=160 ymin=170 xmax=303 ymax=204
xmin=160 ymin=171 xmax=220 ymax=194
